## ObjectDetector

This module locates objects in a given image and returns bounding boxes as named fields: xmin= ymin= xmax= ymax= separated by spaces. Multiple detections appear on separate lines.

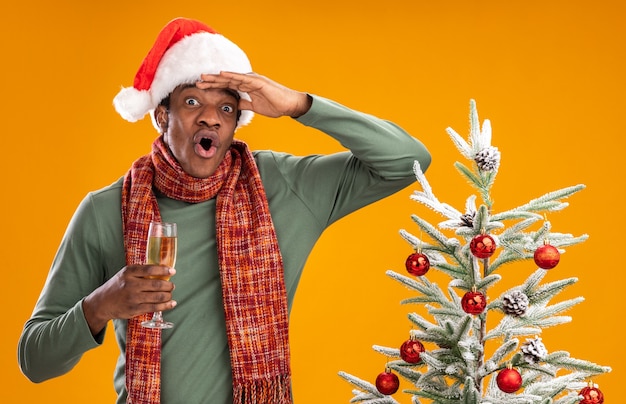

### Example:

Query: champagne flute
xmin=141 ymin=221 xmax=177 ymax=329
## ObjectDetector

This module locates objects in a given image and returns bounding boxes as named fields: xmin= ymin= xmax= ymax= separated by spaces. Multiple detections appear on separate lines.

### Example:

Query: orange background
xmin=3 ymin=1 xmax=624 ymax=403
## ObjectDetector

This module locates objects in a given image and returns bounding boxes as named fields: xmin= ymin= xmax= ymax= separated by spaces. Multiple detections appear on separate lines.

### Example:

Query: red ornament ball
xmin=405 ymin=252 xmax=430 ymax=276
xmin=579 ymin=385 xmax=604 ymax=404
xmin=375 ymin=370 xmax=400 ymax=395
xmin=470 ymin=234 xmax=496 ymax=258
xmin=496 ymin=368 xmax=523 ymax=393
xmin=534 ymin=244 xmax=560 ymax=269
xmin=400 ymin=339 xmax=425 ymax=364
xmin=461 ymin=290 xmax=487 ymax=315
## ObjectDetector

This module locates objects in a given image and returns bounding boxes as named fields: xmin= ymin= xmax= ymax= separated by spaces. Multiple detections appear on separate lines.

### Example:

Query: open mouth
xmin=194 ymin=132 xmax=218 ymax=158
xmin=199 ymin=137 xmax=213 ymax=151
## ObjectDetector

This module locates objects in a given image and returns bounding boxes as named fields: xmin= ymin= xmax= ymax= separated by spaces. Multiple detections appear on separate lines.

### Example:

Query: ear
xmin=154 ymin=106 xmax=169 ymax=132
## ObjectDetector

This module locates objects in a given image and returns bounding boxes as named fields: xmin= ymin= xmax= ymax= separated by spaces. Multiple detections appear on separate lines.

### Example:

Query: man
xmin=18 ymin=17 xmax=431 ymax=404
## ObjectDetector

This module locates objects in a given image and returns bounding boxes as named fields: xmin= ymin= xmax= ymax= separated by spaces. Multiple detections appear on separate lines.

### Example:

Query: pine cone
xmin=474 ymin=146 xmax=501 ymax=171
xmin=460 ymin=212 xmax=475 ymax=227
xmin=502 ymin=290 xmax=529 ymax=317
xmin=521 ymin=336 xmax=548 ymax=364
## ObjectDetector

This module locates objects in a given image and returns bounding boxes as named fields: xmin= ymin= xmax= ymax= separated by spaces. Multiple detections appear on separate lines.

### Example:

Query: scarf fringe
xmin=233 ymin=374 xmax=292 ymax=404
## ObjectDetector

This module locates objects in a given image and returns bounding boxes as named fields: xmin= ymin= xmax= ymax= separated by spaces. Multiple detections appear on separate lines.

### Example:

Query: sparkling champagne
xmin=146 ymin=236 xmax=177 ymax=280
xmin=142 ymin=221 xmax=178 ymax=329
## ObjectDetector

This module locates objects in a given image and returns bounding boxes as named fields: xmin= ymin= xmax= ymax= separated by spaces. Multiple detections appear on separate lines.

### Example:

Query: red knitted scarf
xmin=122 ymin=136 xmax=292 ymax=403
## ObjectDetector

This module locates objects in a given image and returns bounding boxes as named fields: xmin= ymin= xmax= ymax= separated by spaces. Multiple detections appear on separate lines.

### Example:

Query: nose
xmin=197 ymin=105 xmax=220 ymax=128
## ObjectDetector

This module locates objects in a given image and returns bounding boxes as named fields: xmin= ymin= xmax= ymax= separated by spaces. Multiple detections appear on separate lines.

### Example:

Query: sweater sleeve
xmin=296 ymin=95 xmax=431 ymax=180
xmin=265 ymin=95 xmax=431 ymax=226
xmin=18 ymin=193 xmax=108 ymax=383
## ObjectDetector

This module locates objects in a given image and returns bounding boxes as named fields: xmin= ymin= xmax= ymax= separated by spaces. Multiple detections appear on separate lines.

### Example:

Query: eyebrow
xmin=180 ymin=84 xmax=240 ymax=100
xmin=225 ymin=89 xmax=241 ymax=100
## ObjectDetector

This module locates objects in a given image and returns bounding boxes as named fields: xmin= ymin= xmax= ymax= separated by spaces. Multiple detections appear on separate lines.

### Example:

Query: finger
xmin=125 ymin=286 xmax=175 ymax=311
xmin=198 ymin=72 xmax=244 ymax=84
xmin=106 ymin=291 xmax=175 ymax=320
xmin=136 ymin=265 xmax=176 ymax=279
xmin=238 ymin=98 xmax=253 ymax=111
xmin=141 ymin=277 xmax=175 ymax=292
xmin=198 ymin=72 xmax=256 ymax=91
xmin=141 ymin=288 xmax=175 ymax=303
xmin=196 ymin=74 xmax=231 ymax=90
xmin=215 ymin=71 xmax=256 ymax=80
xmin=195 ymin=79 xmax=242 ymax=93
xmin=141 ymin=299 xmax=178 ymax=315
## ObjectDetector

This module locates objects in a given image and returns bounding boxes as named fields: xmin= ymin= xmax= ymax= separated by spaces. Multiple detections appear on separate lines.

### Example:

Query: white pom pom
xmin=113 ymin=87 xmax=153 ymax=122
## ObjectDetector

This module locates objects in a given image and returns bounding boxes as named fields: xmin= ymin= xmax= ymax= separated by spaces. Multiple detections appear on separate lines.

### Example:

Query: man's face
xmin=156 ymin=85 xmax=239 ymax=178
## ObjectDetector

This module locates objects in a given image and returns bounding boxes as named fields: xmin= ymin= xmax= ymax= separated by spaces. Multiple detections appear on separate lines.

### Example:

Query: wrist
xmin=82 ymin=293 xmax=109 ymax=336
xmin=290 ymin=93 xmax=313 ymax=118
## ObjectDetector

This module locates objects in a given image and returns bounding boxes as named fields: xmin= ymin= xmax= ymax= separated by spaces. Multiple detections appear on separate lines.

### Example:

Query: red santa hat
xmin=113 ymin=17 xmax=253 ymax=128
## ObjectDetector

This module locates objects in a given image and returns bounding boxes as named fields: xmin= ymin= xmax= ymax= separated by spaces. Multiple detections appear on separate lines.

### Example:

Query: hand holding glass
xmin=141 ymin=221 xmax=177 ymax=329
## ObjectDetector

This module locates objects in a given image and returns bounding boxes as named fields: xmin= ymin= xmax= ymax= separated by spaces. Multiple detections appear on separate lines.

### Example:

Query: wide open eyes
xmin=184 ymin=97 xmax=200 ymax=106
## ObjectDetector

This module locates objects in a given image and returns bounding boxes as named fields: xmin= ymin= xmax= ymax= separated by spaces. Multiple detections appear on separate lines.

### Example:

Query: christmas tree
xmin=339 ymin=100 xmax=611 ymax=404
